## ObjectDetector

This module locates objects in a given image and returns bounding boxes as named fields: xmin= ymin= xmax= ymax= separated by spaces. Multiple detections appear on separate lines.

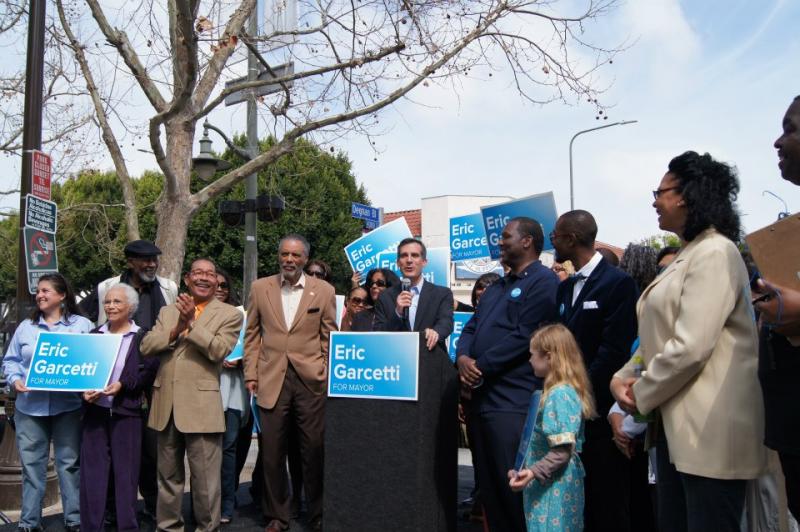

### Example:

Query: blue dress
xmin=523 ymin=384 xmax=585 ymax=531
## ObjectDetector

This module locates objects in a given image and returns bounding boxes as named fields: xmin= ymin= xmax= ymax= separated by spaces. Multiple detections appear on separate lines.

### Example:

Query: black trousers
xmin=656 ymin=436 xmax=746 ymax=532
xmin=470 ymin=411 xmax=526 ymax=532
xmin=581 ymin=436 xmax=639 ymax=532
xmin=779 ymin=451 xmax=800 ymax=520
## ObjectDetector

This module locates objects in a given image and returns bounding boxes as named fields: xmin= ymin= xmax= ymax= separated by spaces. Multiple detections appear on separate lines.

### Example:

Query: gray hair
xmin=278 ymin=233 xmax=311 ymax=257
xmin=106 ymin=283 xmax=140 ymax=318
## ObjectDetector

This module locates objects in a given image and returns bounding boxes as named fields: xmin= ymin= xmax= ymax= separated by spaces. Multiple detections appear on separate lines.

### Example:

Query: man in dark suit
xmin=550 ymin=210 xmax=639 ymax=532
xmin=374 ymin=237 xmax=454 ymax=346
xmin=373 ymin=237 xmax=457 ymax=531
xmin=456 ymin=217 xmax=559 ymax=532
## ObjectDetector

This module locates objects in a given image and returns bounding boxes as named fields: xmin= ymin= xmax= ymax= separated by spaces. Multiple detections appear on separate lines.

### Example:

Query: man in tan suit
xmin=141 ymin=258 xmax=243 ymax=532
xmin=244 ymin=234 xmax=337 ymax=532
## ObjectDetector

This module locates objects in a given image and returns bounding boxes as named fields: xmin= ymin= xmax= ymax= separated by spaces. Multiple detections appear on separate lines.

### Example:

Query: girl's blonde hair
xmin=530 ymin=323 xmax=597 ymax=419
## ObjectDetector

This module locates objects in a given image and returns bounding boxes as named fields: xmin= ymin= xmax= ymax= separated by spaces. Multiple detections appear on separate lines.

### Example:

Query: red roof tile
xmin=384 ymin=209 xmax=422 ymax=237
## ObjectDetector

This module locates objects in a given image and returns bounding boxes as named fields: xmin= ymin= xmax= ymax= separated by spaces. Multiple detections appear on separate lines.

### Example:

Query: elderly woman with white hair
xmin=80 ymin=283 xmax=160 ymax=532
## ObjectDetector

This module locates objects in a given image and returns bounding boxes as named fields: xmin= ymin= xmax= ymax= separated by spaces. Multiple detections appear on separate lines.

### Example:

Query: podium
xmin=323 ymin=336 xmax=459 ymax=532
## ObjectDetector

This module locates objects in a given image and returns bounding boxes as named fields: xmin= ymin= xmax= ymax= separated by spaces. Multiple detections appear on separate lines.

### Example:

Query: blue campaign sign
xmin=226 ymin=308 xmax=246 ymax=362
xmin=480 ymin=192 xmax=558 ymax=259
xmin=375 ymin=246 xmax=450 ymax=288
xmin=328 ymin=331 xmax=419 ymax=401
xmin=447 ymin=311 xmax=473 ymax=363
xmin=450 ymin=213 xmax=490 ymax=262
xmin=24 ymin=332 xmax=123 ymax=391
xmin=344 ymin=217 xmax=412 ymax=274
xmin=351 ymin=202 xmax=381 ymax=225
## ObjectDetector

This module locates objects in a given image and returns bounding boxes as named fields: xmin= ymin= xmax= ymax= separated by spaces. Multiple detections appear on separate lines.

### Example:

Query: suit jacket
xmin=141 ymin=298 xmax=243 ymax=433
xmin=557 ymin=257 xmax=638 ymax=440
xmin=244 ymin=274 xmax=337 ymax=410
xmin=373 ymin=281 xmax=454 ymax=352
xmin=616 ymin=228 xmax=766 ymax=479
xmin=457 ymin=260 xmax=559 ymax=414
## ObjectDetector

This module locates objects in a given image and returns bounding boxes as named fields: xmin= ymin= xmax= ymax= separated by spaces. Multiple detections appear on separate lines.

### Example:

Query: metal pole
xmin=568 ymin=120 xmax=638 ymax=211
xmin=242 ymin=10 xmax=259 ymax=306
xmin=16 ymin=0 xmax=47 ymax=325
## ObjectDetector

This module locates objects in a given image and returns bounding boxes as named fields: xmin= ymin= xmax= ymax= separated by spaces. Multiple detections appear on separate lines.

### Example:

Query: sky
xmin=5 ymin=0 xmax=800 ymax=250
xmin=320 ymin=0 xmax=800 ymax=247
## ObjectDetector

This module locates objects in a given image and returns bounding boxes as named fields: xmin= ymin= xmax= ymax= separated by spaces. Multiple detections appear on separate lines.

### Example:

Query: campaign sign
xmin=24 ymin=332 xmax=123 ymax=391
xmin=344 ymin=217 xmax=412 ymax=274
xmin=225 ymin=308 xmax=246 ymax=362
xmin=450 ymin=213 xmax=490 ymax=262
xmin=481 ymin=192 xmax=558 ymax=259
xmin=447 ymin=311 xmax=473 ymax=363
xmin=375 ymin=247 xmax=450 ymax=288
xmin=328 ymin=331 xmax=419 ymax=401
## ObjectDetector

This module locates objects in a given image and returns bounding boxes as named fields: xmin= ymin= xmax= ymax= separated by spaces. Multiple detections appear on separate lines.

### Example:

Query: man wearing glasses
xmin=141 ymin=258 xmax=243 ymax=532
xmin=78 ymin=239 xmax=178 ymax=522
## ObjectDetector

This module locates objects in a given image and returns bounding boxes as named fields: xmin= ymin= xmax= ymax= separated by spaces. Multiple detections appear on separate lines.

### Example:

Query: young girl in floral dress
xmin=508 ymin=324 xmax=596 ymax=531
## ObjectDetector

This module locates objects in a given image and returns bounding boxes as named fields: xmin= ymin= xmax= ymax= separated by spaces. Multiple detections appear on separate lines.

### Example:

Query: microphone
xmin=401 ymin=277 xmax=411 ymax=323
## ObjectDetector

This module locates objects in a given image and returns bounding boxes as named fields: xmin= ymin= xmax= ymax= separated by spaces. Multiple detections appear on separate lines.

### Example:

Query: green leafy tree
xmin=640 ymin=233 xmax=681 ymax=251
xmin=0 ymin=139 xmax=367 ymax=302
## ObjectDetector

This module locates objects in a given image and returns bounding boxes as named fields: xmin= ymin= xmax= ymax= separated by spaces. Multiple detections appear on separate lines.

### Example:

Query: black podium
xmin=323 ymin=338 xmax=459 ymax=532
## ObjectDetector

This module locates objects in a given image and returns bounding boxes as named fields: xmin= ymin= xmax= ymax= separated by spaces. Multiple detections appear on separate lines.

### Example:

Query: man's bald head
xmin=556 ymin=210 xmax=598 ymax=248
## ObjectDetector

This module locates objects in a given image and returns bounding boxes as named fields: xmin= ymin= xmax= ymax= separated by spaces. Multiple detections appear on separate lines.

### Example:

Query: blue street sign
xmin=375 ymin=247 xmax=450 ymax=288
xmin=450 ymin=213 xmax=490 ymax=262
xmin=351 ymin=202 xmax=382 ymax=225
xmin=480 ymin=192 xmax=558 ymax=260
xmin=25 ymin=332 xmax=123 ymax=391
xmin=328 ymin=331 xmax=419 ymax=401
xmin=447 ymin=311 xmax=473 ymax=363
xmin=344 ymin=217 xmax=412 ymax=274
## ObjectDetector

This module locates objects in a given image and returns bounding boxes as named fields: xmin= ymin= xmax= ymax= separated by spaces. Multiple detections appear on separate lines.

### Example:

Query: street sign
xmin=25 ymin=194 xmax=57 ymax=233
xmin=224 ymin=63 xmax=295 ymax=106
xmin=31 ymin=150 xmax=52 ymax=200
xmin=351 ymin=202 xmax=382 ymax=226
xmin=24 ymin=228 xmax=57 ymax=271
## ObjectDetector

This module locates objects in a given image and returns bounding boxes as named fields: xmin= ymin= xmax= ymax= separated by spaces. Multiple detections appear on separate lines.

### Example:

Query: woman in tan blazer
xmin=611 ymin=151 xmax=766 ymax=531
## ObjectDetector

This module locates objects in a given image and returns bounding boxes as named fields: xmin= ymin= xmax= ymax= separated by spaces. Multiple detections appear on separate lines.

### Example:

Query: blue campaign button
xmin=511 ymin=287 xmax=522 ymax=298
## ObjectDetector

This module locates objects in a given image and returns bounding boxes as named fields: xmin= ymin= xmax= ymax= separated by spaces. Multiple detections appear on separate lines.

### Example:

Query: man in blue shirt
xmin=457 ymin=217 xmax=559 ymax=532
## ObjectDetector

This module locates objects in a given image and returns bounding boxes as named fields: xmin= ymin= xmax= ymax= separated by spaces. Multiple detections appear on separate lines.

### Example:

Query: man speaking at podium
xmin=374 ymin=237 xmax=454 ymax=347
xmin=372 ymin=236 xmax=458 ymax=531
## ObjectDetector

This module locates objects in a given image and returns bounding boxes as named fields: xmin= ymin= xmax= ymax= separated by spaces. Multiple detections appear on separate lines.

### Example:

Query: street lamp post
xmin=568 ymin=120 xmax=638 ymax=210
xmin=192 ymin=120 xmax=284 ymax=304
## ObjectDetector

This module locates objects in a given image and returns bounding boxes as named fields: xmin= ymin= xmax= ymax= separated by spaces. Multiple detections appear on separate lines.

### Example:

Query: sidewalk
xmin=0 ymin=447 xmax=485 ymax=531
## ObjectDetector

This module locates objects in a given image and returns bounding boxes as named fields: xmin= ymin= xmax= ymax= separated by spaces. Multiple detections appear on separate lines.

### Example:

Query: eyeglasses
xmin=652 ymin=186 xmax=680 ymax=200
xmin=349 ymin=297 xmax=367 ymax=305
xmin=370 ymin=280 xmax=387 ymax=288
xmin=217 ymin=283 xmax=229 ymax=289
xmin=189 ymin=269 xmax=217 ymax=279
xmin=306 ymin=270 xmax=326 ymax=279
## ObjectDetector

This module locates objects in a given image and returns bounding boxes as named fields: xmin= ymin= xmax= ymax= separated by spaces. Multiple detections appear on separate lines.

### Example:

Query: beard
xmin=139 ymin=271 xmax=157 ymax=283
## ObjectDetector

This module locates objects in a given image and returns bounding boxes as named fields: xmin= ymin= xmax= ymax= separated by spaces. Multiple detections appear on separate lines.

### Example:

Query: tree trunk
xmin=154 ymin=118 xmax=196 ymax=283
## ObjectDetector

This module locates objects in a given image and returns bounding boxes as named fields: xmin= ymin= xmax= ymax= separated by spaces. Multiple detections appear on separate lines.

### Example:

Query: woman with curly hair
xmin=619 ymin=244 xmax=658 ymax=294
xmin=611 ymin=151 xmax=766 ymax=531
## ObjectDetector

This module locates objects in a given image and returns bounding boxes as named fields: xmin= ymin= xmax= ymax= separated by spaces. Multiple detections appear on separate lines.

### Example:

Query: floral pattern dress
xmin=523 ymin=383 xmax=585 ymax=531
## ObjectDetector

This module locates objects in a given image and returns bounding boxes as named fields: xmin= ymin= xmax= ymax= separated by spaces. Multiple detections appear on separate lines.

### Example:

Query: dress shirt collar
xmin=37 ymin=314 xmax=77 ymax=328
xmin=410 ymin=277 xmax=424 ymax=292
xmin=575 ymin=252 xmax=603 ymax=281
xmin=281 ymin=272 xmax=306 ymax=289
xmin=504 ymin=260 xmax=541 ymax=284
xmin=99 ymin=320 xmax=141 ymax=336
